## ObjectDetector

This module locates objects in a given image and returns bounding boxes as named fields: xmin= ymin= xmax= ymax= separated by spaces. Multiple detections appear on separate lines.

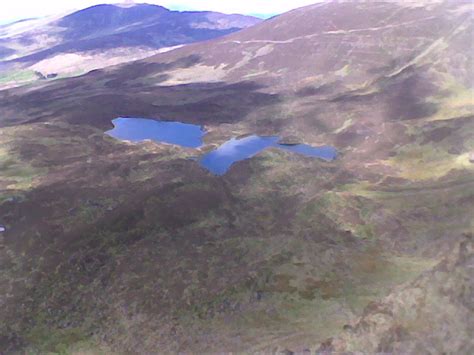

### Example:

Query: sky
xmin=0 ymin=0 xmax=320 ymax=24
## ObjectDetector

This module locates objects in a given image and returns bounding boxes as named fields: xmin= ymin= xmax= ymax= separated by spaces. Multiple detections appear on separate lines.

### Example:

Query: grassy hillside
xmin=0 ymin=0 xmax=472 ymax=352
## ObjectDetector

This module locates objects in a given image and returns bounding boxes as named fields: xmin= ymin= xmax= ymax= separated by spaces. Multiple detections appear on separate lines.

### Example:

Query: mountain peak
xmin=0 ymin=1 xmax=262 ymax=85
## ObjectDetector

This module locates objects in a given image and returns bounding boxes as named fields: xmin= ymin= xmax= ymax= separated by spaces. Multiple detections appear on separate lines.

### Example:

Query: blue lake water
xmin=106 ymin=117 xmax=205 ymax=148
xmin=201 ymin=135 xmax=337 ymax=175
xmin=106 ymin=118 xmax=337 ymax=175
xmin=200 ymin=135 xmax=280 ymax=175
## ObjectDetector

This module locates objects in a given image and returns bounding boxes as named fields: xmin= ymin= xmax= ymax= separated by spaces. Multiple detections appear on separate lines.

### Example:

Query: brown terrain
xmin=0 ymin=0 xmax=473 ymax=353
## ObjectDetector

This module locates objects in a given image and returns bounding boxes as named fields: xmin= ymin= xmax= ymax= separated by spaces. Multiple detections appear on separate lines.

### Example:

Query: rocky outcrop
xmin=318 ymin=233 xmax=474 ymax=353
xmin=278 ymin=136 xmax=302 ymax=146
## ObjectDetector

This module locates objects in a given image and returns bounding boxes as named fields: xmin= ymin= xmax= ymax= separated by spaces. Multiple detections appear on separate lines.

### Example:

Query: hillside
xmin=320 ymin=233 xmax=473 ymax=353
xmin=0 ymin=3 xmax=261 ymax=88
xmin=0 ymin=0 xmax=473 ymax=353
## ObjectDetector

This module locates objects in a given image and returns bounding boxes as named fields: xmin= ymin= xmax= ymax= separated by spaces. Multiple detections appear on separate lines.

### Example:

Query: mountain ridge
xmin=0 ymin=2 xmax=261 ymax=88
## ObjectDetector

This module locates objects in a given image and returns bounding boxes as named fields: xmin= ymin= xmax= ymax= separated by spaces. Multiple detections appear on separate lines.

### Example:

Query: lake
xmin=106 ymin=117 xmax=337 ymax=175
xmin=200 ymin=135 xmax=337 ymax=175
xmin=106 ymin=117 xmax=205 ymax=148
xmin=200 ymin=135 xmax=279 ymax=175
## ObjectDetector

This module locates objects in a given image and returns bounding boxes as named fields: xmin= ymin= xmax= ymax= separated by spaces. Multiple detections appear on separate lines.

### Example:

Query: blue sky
xmin=0 ymin=0 xmax=319 ymax=24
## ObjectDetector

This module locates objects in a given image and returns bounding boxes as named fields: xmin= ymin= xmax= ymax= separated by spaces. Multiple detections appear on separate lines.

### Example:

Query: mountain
xmin=0 ymin=3 xmax=261 ymax=88
xmin=0 ymin=0 xmax=473 ymax=353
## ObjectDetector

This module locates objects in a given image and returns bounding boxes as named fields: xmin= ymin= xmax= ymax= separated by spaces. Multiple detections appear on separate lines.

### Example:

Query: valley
xmin=0 ymin=0 xmax=473 ymax=353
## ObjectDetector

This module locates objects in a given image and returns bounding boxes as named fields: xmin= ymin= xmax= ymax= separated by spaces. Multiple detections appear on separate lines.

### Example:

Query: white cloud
xmin=0 ymin=0 xmax=320 ymax=24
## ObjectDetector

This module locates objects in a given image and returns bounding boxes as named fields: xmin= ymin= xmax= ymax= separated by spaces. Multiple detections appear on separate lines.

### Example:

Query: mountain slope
xmin=0 ymin=1 xmax=473 ymax=353
xmin=319 ymin=233 xmax=473 ymax=354
xmin=0 ymin=3 xmax=261 ymax=88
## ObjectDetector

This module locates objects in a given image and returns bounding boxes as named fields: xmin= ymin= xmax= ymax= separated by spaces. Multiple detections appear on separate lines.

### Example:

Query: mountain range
xmin=0 ymin=3 xmax=261 ymax=88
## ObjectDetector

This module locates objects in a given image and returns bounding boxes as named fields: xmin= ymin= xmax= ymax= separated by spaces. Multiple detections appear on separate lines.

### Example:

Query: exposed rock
xmin=322 ymin=234 xmax=474 ymax=353
xmin=235 ymin=133 xmax=253 ymax=140
xmin=278 ymin=136 xmax=302 ymax=146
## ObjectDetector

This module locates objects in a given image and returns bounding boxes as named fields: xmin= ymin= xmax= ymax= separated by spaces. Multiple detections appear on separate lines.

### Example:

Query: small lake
xmin=106 ymin=117 xmax=337 ymax=175
xmin=201 ymin=135 xmax=279 ymax=175
xmin=106 ymin=117 xmax=205 ymax=148
xmin=201 ymin=135 xmax=337 ymax=175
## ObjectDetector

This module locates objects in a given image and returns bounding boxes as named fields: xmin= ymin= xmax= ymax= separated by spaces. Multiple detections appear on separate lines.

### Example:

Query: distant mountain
xmin=0 ymin=3 xmax=261 ymax=88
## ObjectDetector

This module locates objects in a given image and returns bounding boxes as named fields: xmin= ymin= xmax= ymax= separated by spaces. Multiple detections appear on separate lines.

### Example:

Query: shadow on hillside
xmin=0 ymin=55 xmax=282 ymax=129
xmin=329 ymin=66 xmax=439 ymax=121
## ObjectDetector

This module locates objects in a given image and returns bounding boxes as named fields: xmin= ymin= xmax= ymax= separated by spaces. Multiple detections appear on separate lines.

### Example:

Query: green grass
xmin=386 ymin=143 xmax=473 ymax=180
xmin=427 ymin=72 xmax=474 ymax=121
xmin=25 ymin=325 xmax=91 ymax=354
xmin=0 ymin=146 xmax=47 ymax=190
xmin=0 ymin=70 xmax=37 ymax=84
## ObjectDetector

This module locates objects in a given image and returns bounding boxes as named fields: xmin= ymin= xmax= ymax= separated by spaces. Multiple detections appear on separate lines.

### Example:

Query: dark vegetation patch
xmin=0 ymin=45 xmax=15 ymax=59
xmin=330 ymin=68 xmax=439 ymax=122
xmin=382 ymin=73 xmax=439 ymax=121
xmin=329 ymin=89 xmax=378 ymax=103
xmin=295 ymin=83 xmax=335 ymax=97
xmin=334 ymin=131 xmax=364 ymax=147
xmin=421 ymin=126 xmax=455 ymax=143
xmin=0 ymin=76 xmax=281 ymax=129
xmin=152 ymin=89 xmax=281 ymax=125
